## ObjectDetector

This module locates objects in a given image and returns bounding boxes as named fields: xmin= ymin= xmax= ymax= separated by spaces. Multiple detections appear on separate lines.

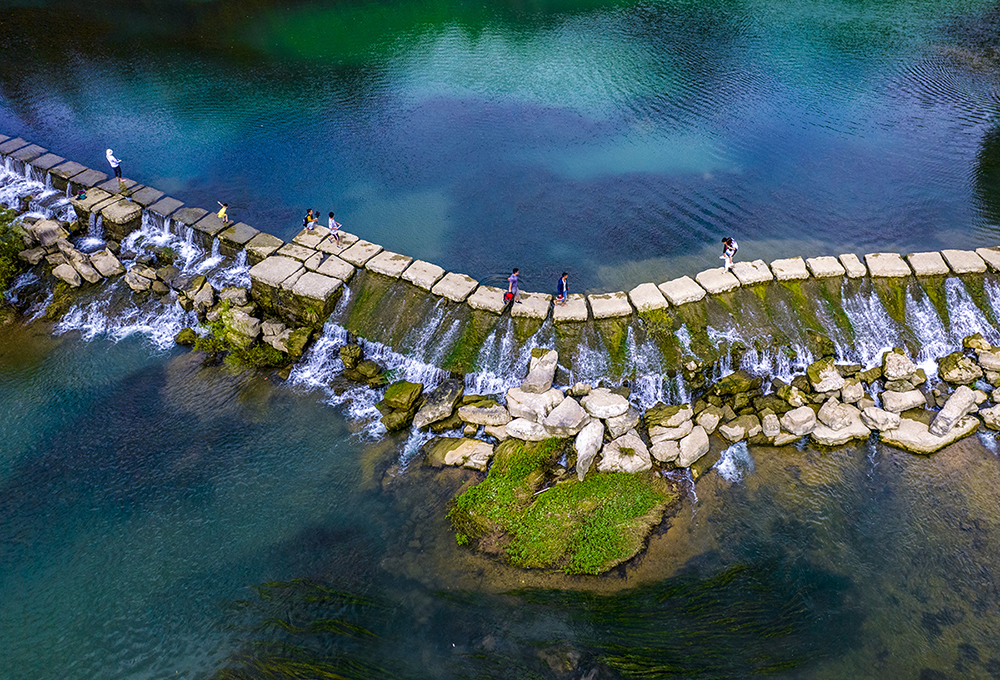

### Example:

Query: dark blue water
xmin=1 ymin=0 xmax=999 ymax=292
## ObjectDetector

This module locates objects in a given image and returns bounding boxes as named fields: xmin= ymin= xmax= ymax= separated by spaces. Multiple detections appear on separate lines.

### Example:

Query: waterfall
xmin=54 ymin=289 xmax=199 ymax=352
xmin=841 ymin=287 xmax=902 ymax=367
xmin=904 ymin=288 xmax=950 ymax=361
xmin=195 ymin=238 xmax=223 ymax=273
xmin=944 ymin=277 xmax=998 ymax=345
xmin=465 ymin=317 xmax=553 ymax=396
xmin=208 ymin=249 xmax=250 ymax=290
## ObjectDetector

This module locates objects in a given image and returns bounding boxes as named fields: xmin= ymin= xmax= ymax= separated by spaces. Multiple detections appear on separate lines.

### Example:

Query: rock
xmin=192 ymin=282 xmax=215 ymax=312
xmin=445 ymin=438 xmax=494 ymax=470
xmin=225 ymin=309 xmax=261 ymax=347
xmin=262 ymin=320 xmax=286 ymax=337
xmin=644 ymin=403 xmax=693 ymax=428
xmin=650 ymin=420 xmax=694 ymax=443
xmin=696 ymin=405 xmax=722 ymax=434
xmin=567 ymin=382 xmax=592 ymax=397
xmin=650 ymin=439 xmax=680 ymax=463
xmin=938 ymin=351 xmax=983 ymax=385
xmin=413 ymin=379 xmax=465 ymax=430
xmin=380 ymin=407 xmax=416 ymax=433
xmin=810 ymin=405 xmax=870 ymax=446
xmin=605 ymin=406 xmax=640 ymax=439
xmin=339 ymin=344 xmax=362 ymax=369
xmin=818 ymin=398 xmax=852 ymax=431
xmin=712 ymin=370 xmax=762 ymax=397
xmin=285 ymin=327 xmax=313 ymax=360
xmin=506 ymin=387 xmax=564 ymax=422
xmin=123 ymin=269 xmax=153 ymax=292
xmin=929 ymin=385 xmax=977 ymax=436
xmin=174 ymin=327 xmax=198 ymax=346
xmin=884 ymin=379 xmax=914 ymax=393
xmin=597 ymin=430 xmax=652 ymax=473
xmin=979 ymin=405 xmax=1000 ymax=430
xmin=219 ymin=286 xmax=249 ymax=307
xmin=857 ymin=365 xmax=883 ymax=385
xmin=19 ymin=247 xmax=46 ymax=265
xmin=860 ymin=407 xmax=901 ymax=432
xmin=356 ymin=360 xmax=382 ymax=378
xmin=485 ymin=424 xmax=510 ymax=441
xmin=840 ymin=378 xmax=864 ymax=404
xmin=780 ymin=406 xmax=817 ymax=436
xmin=882 ymin=350 xmax=917 ymax=381
xmin=574 ymin=421 xmax=605 ymax=480
xmin=881 ymin=389 xmax=926 ymax=413
xmin=506 ymin=418 xmax=550 ymax=442
xmin=88 ymin=249 xmax=124 ymax=277
xmin=428 ymin=410 xmax=463 ymax=433
xmin=718 ymin=414 xmax=761 ymax=442
xmin=461 ymin=422 xmax=478 ymax=436
xmin=542 ymin=397 xmax=590 ymax=437
xmin=458 ymin=400 xmax=510 ymax=426
xmin=978 ymin=350 xmax=1000 ymax=372
xmin=677 ymin=426 xmax=711 ymax=467
xmin=581 ymin=387 xmax=630 ymax=419
xmin=761 ymin=412 xmax=780 ymax=438
xmin=521 ymin=349 xmax=558 ymax=394
xmin=964 ymin=333 xmax=992 ymax=352
xmin=383 ymin=381 xmax=423 ymax=411
xmin=28 ymin=219 xmax=68 ymax=247
xmin=806 ymin=357 xmax=845 ymax=393
xmin=69 ymin=255 xmax=102 ymax=284
xmin=881 ymin=416 xmax=979 ymax=454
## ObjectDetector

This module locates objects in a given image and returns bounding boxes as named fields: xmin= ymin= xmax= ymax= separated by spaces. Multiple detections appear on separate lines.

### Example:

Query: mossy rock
xmin=381 ymin=406 xmax=417 ymax=433
xmin=174 ymin=327 xmax=198 ymax=346
xmin=339 ymin=343 xmax=362 ymax=368
xmin=644 ymin=402 xmax=690 ymax=428
xmin=285 ymin=327 xmax=314 ymax=360
xmin=712 ymin=369 xmax=762 ymax=397
xmin=356 ymin=360 xmax=382 ymax=379
xmin=383 ymin=380 xmax=423 ymax=411
xmin=938 ymin=351 xmax=983 ymax=385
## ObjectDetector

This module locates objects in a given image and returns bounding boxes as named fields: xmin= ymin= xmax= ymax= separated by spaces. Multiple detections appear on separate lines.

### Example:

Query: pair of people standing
xmin=506 ymin=269 xmax=570 ymax=306
xmin=303 ymin=209 xmax=344 ymax=248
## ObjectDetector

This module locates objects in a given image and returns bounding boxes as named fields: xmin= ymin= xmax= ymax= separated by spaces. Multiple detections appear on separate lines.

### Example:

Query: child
xmin=328 ymin=211 xmax=342 ymax=247
xmin=303 ymin=208 xmax=315 ymax=231
xmin=508 ymin=268 xmax=522 ymax=304
xmin=217 ymin=201 xmax=229 ymax=224
xmin=555 ymin=272 xmax=568 ymax=306
xmin=721 ymin=237 xmax=738 ymax=272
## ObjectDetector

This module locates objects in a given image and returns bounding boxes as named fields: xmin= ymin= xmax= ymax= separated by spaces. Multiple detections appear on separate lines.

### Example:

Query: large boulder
xmin=881 ymin=389 xmax=926 ymax=413
xmin=810 ymin=405 xmax=870 ymax=446
xmin=423 ymin=437 xmax=494 ymax=470
xmin=718 ymin=414 xmax=762 ymax=442
xmin=458 ymin=399 xmax=510 ymax=426
xmin=123 ymin=269 xmax=151 ymax=292
xmin=650 ymin=419 xmax=693 ymax=443
xmin=712 ymin=370 xmax=762 ymax=397
xmin=806 ymin=357 xmax=845 ymax=393
xmin=644 ymin=403 xmax=693 ymax=428
xmin=780 ymin=406 xmax=817 ymax=436
xmin=882 ymin=350 xmax=917 ymax=382
xmin=929 ymin=385 xmax=977 ymax=436
xmin=285 ymin=327 xmax=313 ymax=360
xmin=383 ymin=381 xmax=423 ymax=411
xmin=506 ymin=387 xmax=564 ymax=422
xmin=224 ymin=308 xmax=261 ymax=348
xmin=761 ymin=412 xmax=780 ymax=438
xmin=506 ymin=418 xmax=550 ymax=442
xmin=597 ymin=430 xmax=652 ymax=474
xmin=980 ymin=405 xmax=1000 ymax=430
xmin=28 ymin=219 xmax=68 ymax=247
xmin=52 ymin=262 xmax=81 ymax=288
xmin=938 ymin=351 xmax=983 ymax=385
xmin=696 ymin=405 xmax=723 ymax=434
xmin=881 ymin=416 xmax=978 ymax=454
xmin=817 ymin=398 xmax=852 ymax=431
xmin=413 ymin=379 xmax=464 ymax=430
xmin=581 ymin=388 xmax=629 ymax=419
xmin=521 ymin=349 xmax=558 ymax=394
xmin=340 ymin=344 xmax=362 ymax=369
xmin=89 ymin=248 xmax=124 ymax=277
xmin=650 ymin=439 xmax=680 ymax=463
xmin=860 ymin=407 xmax=900 ymax=432
xmin=574 ymin=420 xmax=605 ymax=481
xmin=677 ymin=425 xmax=711 ymax=467
xmin=840 ymin=378 xmax=864 ymax=404
xmin=542 ymin=396 xmax=589 ymax=437
xmin=606 ymin=406 xmax=640 ymax=438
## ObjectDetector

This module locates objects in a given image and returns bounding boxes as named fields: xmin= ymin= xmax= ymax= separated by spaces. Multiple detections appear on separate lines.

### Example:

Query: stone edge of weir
xmin=4 ymin=130 xmax=1000 ymax=327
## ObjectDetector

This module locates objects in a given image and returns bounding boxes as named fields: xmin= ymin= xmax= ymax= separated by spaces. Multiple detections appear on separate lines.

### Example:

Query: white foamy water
xmin=713 ymin=441 xmax=754 ymax=484
xmin=842 ymin=287 xmax=903 ymax=367
xmin=54 ymin=292 xmax=199 ymax=351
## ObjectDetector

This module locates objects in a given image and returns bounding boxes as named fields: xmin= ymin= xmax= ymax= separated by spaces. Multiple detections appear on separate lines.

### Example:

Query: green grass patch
xmin=194 ymin=301 xmax=289 ymax=369
xmin=448 ymin=439 xmax=674 ymax=575
xmin=0 ymin=208 xmax=27 ymax=298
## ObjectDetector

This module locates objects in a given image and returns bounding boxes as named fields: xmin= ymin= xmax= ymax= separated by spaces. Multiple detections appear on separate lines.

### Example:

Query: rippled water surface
xmin=2 ymin=0 xmax=1000 ymax=290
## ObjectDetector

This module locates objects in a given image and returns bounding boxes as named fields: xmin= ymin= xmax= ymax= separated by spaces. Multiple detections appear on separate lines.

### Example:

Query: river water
xmin=2 ymin=0 xmax=1000 ymax=291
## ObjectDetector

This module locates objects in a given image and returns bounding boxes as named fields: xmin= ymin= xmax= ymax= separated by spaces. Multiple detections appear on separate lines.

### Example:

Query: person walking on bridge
xmin=555 ymin=272 xmax=569 ymax=306
xmin=508 ymin=268 xmax=522 ymax=304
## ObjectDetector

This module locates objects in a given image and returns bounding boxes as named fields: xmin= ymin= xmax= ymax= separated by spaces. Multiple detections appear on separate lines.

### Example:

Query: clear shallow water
xmin=3 ymin=321 xmax=1000 ymax=679
xmin=2 ymin=0 xmax=1000 ymax=291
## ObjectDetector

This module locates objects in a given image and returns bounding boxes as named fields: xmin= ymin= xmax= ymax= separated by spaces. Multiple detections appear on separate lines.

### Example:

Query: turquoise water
xmin=1 ymin=0 xmax=1000 ymax=290
xmin=3 ymin=321 xmax=1000 ymax=678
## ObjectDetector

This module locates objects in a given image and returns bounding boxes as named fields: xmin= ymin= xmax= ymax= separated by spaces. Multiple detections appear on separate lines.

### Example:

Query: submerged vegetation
xmin=448 ymin=438 xmax=675 ymax=574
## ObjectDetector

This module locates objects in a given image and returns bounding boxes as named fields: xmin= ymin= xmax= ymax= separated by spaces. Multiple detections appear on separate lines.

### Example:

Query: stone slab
xmin=276 ymin=242 xmax=318 ymax=262
xmin=553 ymin=293 xmax=588 ymax=323
xmin=865 ymin=252 xmax=911 ymax=277
xmin=10 ymin=144 xmax=46 ymax=162
xmin=302 ymin=251 xmax=324 ymax=271
xmin=695 ymin=268 xmax=740 ymax=294
xmin=366 ymin=250 xmax=413 ymax=278
xmin=317 ymin=230 xmax=359 ymax=253
xmin=658 ymin=276 xmax=705 ymax=305
xmin=292 ymin=227 xmax=328 ymax=249
xmin=69 ymin=168 xmax=109 ymax=189
xmin=100 ymin=200 xmax=143 ymax=240
xmin=0 ymin=137 xmax=29 ymax=155
xmin=29 ymin=153 xmax=65 ymax=171
xmin=291 ymin=271 xmax=342 ymax=303
xmin=49 ymin=161 xmax=87 ymax=181
xmin=192 ymin=212 xmax=229 ymax=242
xmin=147 ymin=197 xmax=184 ymax=218
xmin=511 ymin=291 xmax=552 ymax=320
xmin=249 ymin=255 xmax=304 ymax=288
xmin=941 ymin=249 xmax=987 ymax=275
xmin=588 ymin=291 xmax=633 ymax=319
xmin=731 ymin=259 xmax=773 ymax=285
xmin=466 ymin=285 xmax=507 ymax=314
xmin=431 ymin=272 xmax=478 ymax=302
xmin=628 ymin=282 xmax=668 ymax=312
xmin=806 ymin=255 xmax=845 ymax=278
xmin=218 ymin=222 xmax=260 ymax=250
xmin=905 ymin=251 xmax=949 ymax=277
xmin=401 ymin=260 xmax=445 ymax=290
xmin=129 ymin=186 xmax=165 ymax=207
xmin=316 ymin=254 xmax=355 ymax=282
xmin=770 ymin=256 xmax=809 ymax=281
xmin=245 ymin=232 xmax=284 ymax=264
xmin=839 ymin=253 xmax=867 ymax=278
xmin=0 ymin=134 xmax=8 ymax=144
xmin=96 ymin=177 xmax=139 ymax=194
xmin=339 ymin=240 xmax=383 ymax=266
xmin=171 ymin=206 xmax=208 ymax=227
xmin=976 ymin=247 xmax=1000 ymax=272
xmin=70 ymin=187 xmax=113 ymax=215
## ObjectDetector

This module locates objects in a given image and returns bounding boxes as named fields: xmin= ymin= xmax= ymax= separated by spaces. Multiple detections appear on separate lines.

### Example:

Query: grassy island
xmin=447 ymin=438 xmax=677 ymax=575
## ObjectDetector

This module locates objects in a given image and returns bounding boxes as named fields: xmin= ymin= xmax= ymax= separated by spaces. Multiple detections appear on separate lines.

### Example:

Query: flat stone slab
xmin=770 ymin=257 xmax=809 ymax=281
xmin=148 ymin=197 xmax=184 ymax=217
xmin=339 ymin=240 xmax=383 ymax=266
xmin=431 ymin=272 xmax=478 ymax=302
xmin=658 ymin=276 xmax=705 ymax=305
xmin=316 ymin=254 xmax=355 ymax=282
xmin=291 ymin=271 xmax=342 ymax=303
xmin=193 ymin=212 xmax=228 ymax=239
xmin=276 ymin=243 xmax=318 ymax=262
xmin=906 ymin=251 xmax=949 ymax=277
xmin=70 ymin=168 xmax=109 ymax=188
xmin=881 ymin=416 xmax=978 ymax=454
xmin=249 ymin=255 xmax=304 ymax=287
xmin=466 ymin=285 xmax=507 ymax=314
xmin=695 ymin=268 xmax=740 ymax=294
xmin=865 ymin=252 xmax=911 ymax=277
xmin=941 ymin=249 xmax=986 ymax=274
xmin=245 ymin=232 xmax=284 ymax=261
xmin=839 ymin=253 xmax=867 ymax=278
xmin=0 ymin=134 xmax=8 ymax=144
xmin=976 ymin=247 xmax=1000 ymax=272
xmin=29 ymin=153 xmax=65 ymax=171
xmin=70 ymin=187 xmax=113 ymax=214
xmin=171 ymin=207 xmax=208 ymax=226
xmin=11 ymin=144 xmax=46 ymax=162
xmin=218 ymin=222 xmax=260 ymax=248
xmin=49 ymin=161 xmax=87 ymax=181
xmin=129 ymin=186 xmax=165 ymax=207
xmin=588 ymin=291 xmax=633 ymax=319
xmin=806 ymin=256 xmax=845 ymax=278
xmin=366 ymin=250 xmax=413 ymax=278
xmin=401 ymin=259 xmax=445 ymax=290
xmin=96 ymin=177 xmax=139 ymax=194
xmin=292 ymin=227 xmax=328 ymax=249
xmin=628 ymin=282 xmax=668 ymax=312
xmin=0 ymin=137 xmax=29 ymax=154
xmin=317 ymin=230 xmax=359 ymax=253
xmin=731 ymin=259 xmax=773 ymax=285
xmin=553 ymin=293 xmax=588 ymax=323
xmin=511 ymin=291 xmax=552 ymax=319
xmin=101 ymin=199 xmax=141 ymax=224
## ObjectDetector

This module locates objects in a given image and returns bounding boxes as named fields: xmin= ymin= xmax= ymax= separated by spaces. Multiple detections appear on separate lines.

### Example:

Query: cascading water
xmin=841 ymin=286 xmax=903 ymax=367
xmin=465 ymin=317 xmax=554 ymax=396
xmin=944 ymin=277 xmax=999 ymax=345
xmin=713 ymin=441 xmax=754 ymax=484
xmin=904 ymin=288 xmax=951 ymax=362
